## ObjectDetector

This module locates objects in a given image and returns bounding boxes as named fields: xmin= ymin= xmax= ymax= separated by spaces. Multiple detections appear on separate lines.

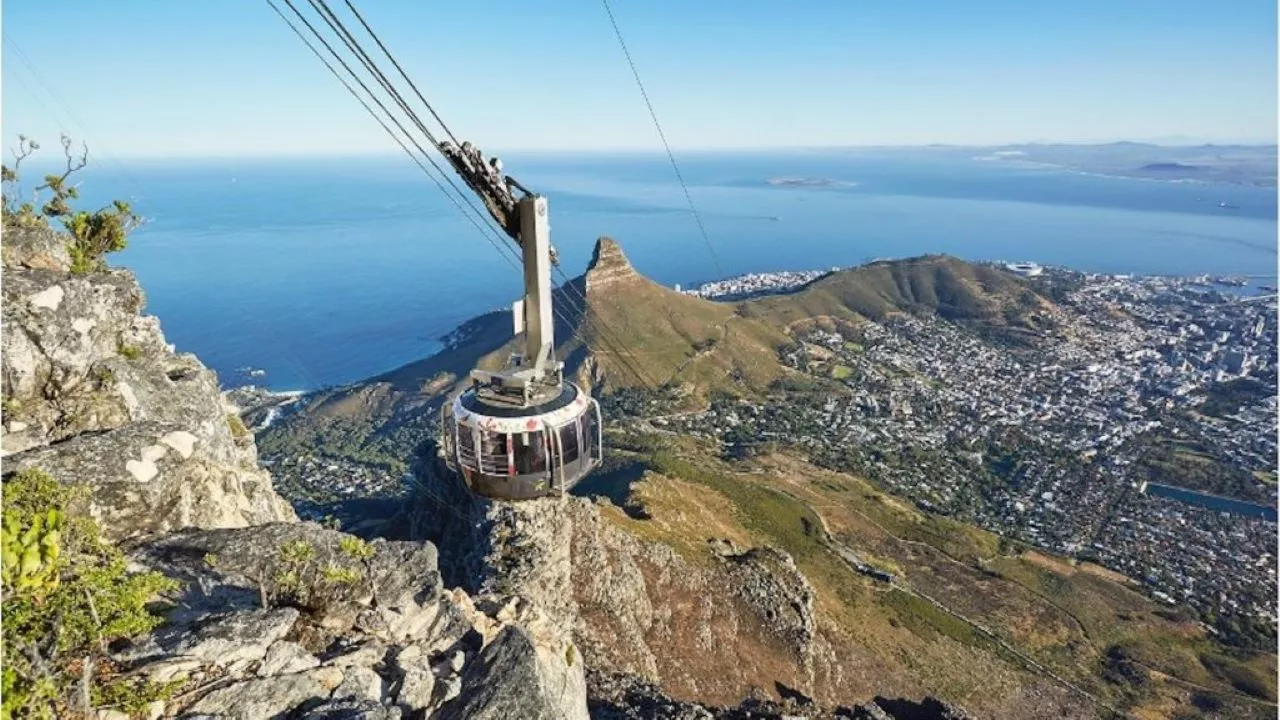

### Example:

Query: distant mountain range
xmin=936 ymin=142 xmax=1278 ymax=187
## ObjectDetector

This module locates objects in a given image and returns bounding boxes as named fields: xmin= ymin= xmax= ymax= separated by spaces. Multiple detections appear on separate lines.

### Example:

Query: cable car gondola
xmin=437 ymin=141 xmax=603 ymax=500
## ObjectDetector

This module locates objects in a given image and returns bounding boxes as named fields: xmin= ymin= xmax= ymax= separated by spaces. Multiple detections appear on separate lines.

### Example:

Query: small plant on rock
xmin=1 ymin=468 xmax=177 ymax=719
xmin=320 ymin=564 xmax=361 ymax=587
xmin=226 ymin=414 xmax=250 ymax=440
xmin=338 ymin=535 xmax=374 ymax=561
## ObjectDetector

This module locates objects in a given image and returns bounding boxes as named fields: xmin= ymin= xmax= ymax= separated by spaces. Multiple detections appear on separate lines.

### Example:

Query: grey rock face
xmin=722 ymin=546 xmax=817 ymax=664
xmin=332 ymin=664 xmax=385 ymax=704
xmin=5 ymin=422 xmax=288 ymax=540
xmin=1 ymin=225 xmax=294 ymax=540
xmin=1 ymin=222 xmax=71 ymax=271
xmin=137 ymin=523 xmax=441 ymax=620
xmin=258 ymin=640 xmax=321 ymax=676
xmin=388 ymin=644 xmax=436 ymax=713
xmin=303 ymin=697 xmax=403 ymax=720
xmin=437 ymin=624 xmax=589 ymax=720
xmin=475 ymin=496 xmax=579 ymax=627
xmin=183 ymin=665 xmax=345 ymax=718
xmin=122 ymin=521 xmax=590 ymax=719
xmin=161 ymin=608 xmax=299 ymax=666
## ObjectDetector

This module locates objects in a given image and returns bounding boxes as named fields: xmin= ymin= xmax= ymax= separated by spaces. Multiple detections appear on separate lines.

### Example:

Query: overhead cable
xmin=599 ymin=0 xmax=725 ymax=279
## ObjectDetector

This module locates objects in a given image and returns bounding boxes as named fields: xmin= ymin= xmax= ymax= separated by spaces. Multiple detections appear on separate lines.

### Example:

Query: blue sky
xmin=3 ymin=0 xmax=1276 ymax=156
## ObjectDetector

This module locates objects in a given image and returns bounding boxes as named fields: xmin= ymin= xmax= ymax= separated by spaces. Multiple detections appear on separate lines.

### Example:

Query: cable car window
xmin=558 ymin=420 xmax=580 ymax=464
xmin=584 ymin=406 xmax=600 ymax=459
xmin=478 ymin=430 xmax=509 ymax=474
xmin=442 ymin=415 xmax=457 ymax=460
xmin=513 ymin=431 xmax=547 ymax=474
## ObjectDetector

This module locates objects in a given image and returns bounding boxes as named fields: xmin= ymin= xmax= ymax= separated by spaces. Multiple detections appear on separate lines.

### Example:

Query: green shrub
xmin=320 ymin=565 xmax=361 ymax=586
xmin=64 ymin=201 xmax=139 ymax=276
xmin=338 ymin=536 xmax=374 ymax=560
xmin=1 ymin=468 xmax=177 ymax=719
xmin=1 ymin=134 xmax=141 ymax=275
xmin=117 ymin=344 xmax=142 ymax=361
xmin=268 ymin=539 xmax=368 ymax=611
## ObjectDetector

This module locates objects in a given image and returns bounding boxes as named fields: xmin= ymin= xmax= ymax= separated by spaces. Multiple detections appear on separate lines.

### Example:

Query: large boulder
xmin=1 ymin=223 xmax=294 ymax=540
xmin=182 ymin=665 xmax=346 ymax=718
xmin=437 ymin=624 xmax=588 ymax=720
xmin=5 ymin=422 xmax=288 ymax=540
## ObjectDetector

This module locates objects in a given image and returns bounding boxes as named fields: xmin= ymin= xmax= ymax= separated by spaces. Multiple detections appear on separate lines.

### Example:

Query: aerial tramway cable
xmin=340 ymin=0 xmax=464 ymax=149
xmin=267 ymin=0 xmax=667 ymax=392
xmin=599 ymin=0 xmax=725 ymax=279
xmin=268 ymin=0 xmax=519 ymax=279
xmin=312 ymin=0 xmax=667 ymax=391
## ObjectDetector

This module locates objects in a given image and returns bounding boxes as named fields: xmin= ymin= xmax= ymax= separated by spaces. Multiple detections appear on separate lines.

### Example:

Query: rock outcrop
xmin=118 ymin=521 xmax=588 ymax=719
xmin=1 ymin=223 xmax=295 ymax=540
xmin=584 ymin=236 xmax=641 ymax=293
xmin=408 ymin=471 xmax=824 ymax=709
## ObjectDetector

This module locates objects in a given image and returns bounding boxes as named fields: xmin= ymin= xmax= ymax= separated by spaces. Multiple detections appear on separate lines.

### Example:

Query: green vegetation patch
xmin=117 ymin=344 xmax=142 ymax=361
xmin=3 ymin=134 xmax=141 ymax=275
xmin=2 ymin=468 xmax=178 ymax=718
xmin=226 ymin=413 xmax=250 ymax=440
xmin=647 ymin=450 xmax=826 ymax=562
xmin=880 ymin=587 xmax=980 ymax=647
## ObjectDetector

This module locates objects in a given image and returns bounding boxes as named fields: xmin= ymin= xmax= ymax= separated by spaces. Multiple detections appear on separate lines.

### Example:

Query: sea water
xmin=48 ymin=149 xmax=1278 ymax=391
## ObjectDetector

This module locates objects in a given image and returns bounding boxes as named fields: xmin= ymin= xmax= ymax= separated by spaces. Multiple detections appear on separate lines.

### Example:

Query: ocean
xmin=50 ymin=149 xmax=1279 ymax=391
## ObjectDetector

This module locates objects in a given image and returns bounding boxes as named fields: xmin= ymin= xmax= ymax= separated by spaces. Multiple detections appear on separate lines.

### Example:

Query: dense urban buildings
xmin=665 ymin=269 xmax=1278 ymax=644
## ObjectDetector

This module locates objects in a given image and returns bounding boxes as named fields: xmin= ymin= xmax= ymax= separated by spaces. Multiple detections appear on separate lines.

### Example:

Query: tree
xmin=1 ymin=134 xmax=141 ymax=275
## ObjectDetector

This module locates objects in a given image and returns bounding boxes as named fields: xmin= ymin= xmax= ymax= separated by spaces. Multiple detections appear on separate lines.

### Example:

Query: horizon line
xmin=79 ymin=139 xmax=1280 ymax=162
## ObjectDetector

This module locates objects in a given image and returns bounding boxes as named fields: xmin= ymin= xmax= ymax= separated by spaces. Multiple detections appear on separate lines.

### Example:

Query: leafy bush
xmin=1 ymin=134 xmax=141 ymax=275
xmin=1 ymin=468 xmax=177 ymax=719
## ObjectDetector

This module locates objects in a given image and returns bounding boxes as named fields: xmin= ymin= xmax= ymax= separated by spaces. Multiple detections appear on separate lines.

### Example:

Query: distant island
xmin=1140 ymin=162 xmax=1203 ymax=172
xmin=768 ymin=177 xmax=843 ymax=188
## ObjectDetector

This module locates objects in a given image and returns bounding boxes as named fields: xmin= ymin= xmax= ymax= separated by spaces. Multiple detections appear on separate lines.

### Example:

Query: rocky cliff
xmin=0 ymin=224 xmax=591 ymax=719
xmin=403 ymin=461 xmax=980 ymax=719
xmin=2 ymin=224 xmax=296 ymax=539
xmin=124 ymin=522 xmax=587 ymax=719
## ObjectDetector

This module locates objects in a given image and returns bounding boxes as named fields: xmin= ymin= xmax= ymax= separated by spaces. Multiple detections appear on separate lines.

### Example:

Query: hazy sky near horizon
xmin=2 ymin=0 xmax=1277 ymax=157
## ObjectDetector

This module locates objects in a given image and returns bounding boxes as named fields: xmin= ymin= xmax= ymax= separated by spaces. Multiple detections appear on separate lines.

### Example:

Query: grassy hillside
xmin=572 ymin=238 xmax=789 ymax=398
xmin=743 ymin=254 xmax=1051 ymax=330
xmin=587 ymin=431 xmax=1277 ymax=718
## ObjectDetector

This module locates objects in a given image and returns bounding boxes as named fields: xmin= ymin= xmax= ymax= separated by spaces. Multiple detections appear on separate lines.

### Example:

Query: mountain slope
xmin=744 ymin=254 xmax=1050 ymax=329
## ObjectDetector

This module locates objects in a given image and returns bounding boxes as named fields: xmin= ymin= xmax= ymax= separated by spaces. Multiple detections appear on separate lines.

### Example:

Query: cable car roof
xmin=453 ymin=385 xmax=593 ymax=434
